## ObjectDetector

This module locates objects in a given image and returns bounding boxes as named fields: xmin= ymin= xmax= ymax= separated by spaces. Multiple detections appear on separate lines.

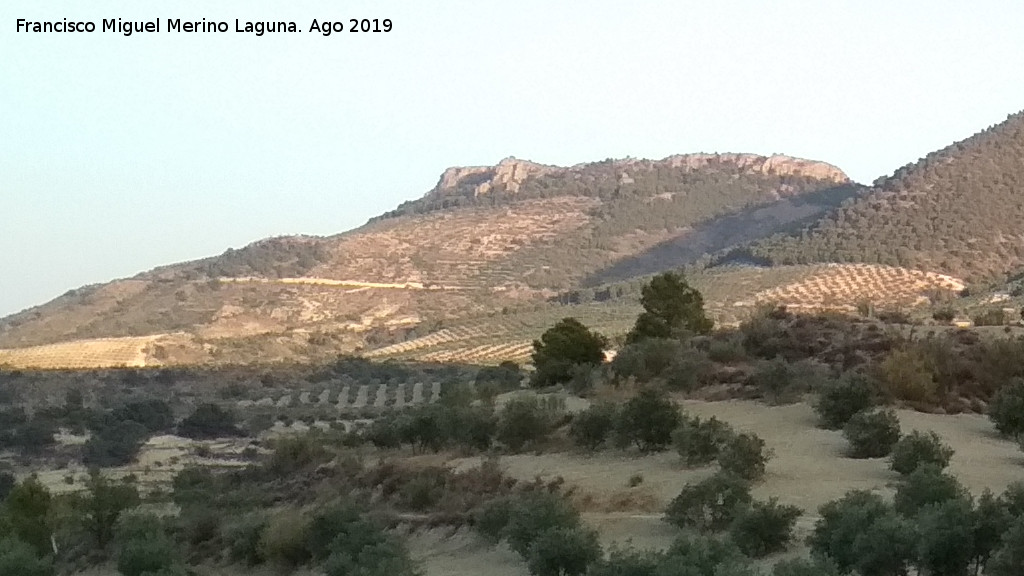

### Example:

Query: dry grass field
xmin=414 ymin=398 xmax=1023 ymax=576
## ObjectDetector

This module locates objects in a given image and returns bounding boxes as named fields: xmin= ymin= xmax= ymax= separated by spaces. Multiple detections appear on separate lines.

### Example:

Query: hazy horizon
xmin=3 ymin=0 xmax=1023 ymax=318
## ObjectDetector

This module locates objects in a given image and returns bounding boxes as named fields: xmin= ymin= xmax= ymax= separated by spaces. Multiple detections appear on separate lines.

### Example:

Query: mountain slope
xmin=0 ymin=153 xmax=853 ymax=366
xmin=744 ymin=111 xmax=1024 ymax=282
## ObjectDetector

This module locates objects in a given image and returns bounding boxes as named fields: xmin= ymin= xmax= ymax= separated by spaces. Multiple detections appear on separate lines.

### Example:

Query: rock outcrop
xmin=429 ymin=153 xmax=850 ymax=200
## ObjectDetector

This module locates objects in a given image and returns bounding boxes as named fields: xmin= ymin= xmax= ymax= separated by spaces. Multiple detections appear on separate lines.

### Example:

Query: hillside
xmin=0 ymin=153 xmax=854 ymax=367
xmin=742 ymin=111 xmax=1024 ymax=282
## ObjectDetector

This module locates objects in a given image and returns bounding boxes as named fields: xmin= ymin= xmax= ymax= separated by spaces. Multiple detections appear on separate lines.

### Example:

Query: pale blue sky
xmin=2 ymin=0 xmax=1023 ymax=318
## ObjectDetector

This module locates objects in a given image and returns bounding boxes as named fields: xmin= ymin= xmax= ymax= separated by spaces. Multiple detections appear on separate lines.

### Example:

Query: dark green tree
xmin=808 ymin=490 xmax=891 ymax=573
xmin=988 ymin=378 xmax=1024 ymax=437
xmin=626 ymin=272 xmax=713 ymax=343
xmin=916 ymin=497 xmax=976 ymax=576
xmin=989 ymin=517 xmax=1024 ymax=576
xmin=893 ymin=464 xmax=968 ymax=516
xmin=729 ymin=497 xmax=802 ymax=557
xmin=531 ymin=318 xmax=608 ymax=388
xmin=973 ymin=489 xmax=1013 ymax=574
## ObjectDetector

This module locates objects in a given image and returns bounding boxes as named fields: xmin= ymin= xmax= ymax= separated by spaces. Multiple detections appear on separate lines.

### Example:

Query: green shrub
xmin=664 ymin=472 xmax=752 ymax=531
xmin=112 ymin=399 xmax=174 ymax=433
xmin=749 ymin=357 xmax=803 ymax=405
xmin=366 ymin=417 xmax=401 ymax=449
xmin=323 ymin=539 xmax=419 ymax=576
xmin=83 ymin=420 xmax=148 ymax=467
xmin=505 ymin=492 xmax=581 ymax=556
xmin=672 ymin=415 xmax=735 ymax=467
xmin=815 ymin=372 xmax=876 ymax=429
xmin=526 ymin=526 xmax=601 ymax=576
xmin=0 ymin=537 xmax=53 ymax=576
xmin=497 ymin=397 xmax=549 ymax=452
xmin=265 ymin=433 xmax=332 ymax=476
xmin=729 ymin=497 xmax=802 ymax=557
xmin=615 ymin=389 xmax=680 ymax=453
xmin=611 ymin=338 xmax=687 ymax=383
xmin=258 ymin=510 xmax=311 ymax=567
xmin=771 ymin=556 xmax=841 ymax=576
xmin=475 ymin=496 xmax=514 ymax=543
xmin=114 ymin=514 xmax=183 ymax=576
xmin=719 ymin=433 xmax=771 ymax=481
xmin=568 ymin=403 xmax=618 ymax=451
xmin=177 ymin=403 xmax=241 ymax=439
xmin=889 ymin=430 xmax=954 ymax=475
xmin=842 ymin=408 xmax=900 ymax=458
xmin=224 ymin=514 xmax=267 ymax=566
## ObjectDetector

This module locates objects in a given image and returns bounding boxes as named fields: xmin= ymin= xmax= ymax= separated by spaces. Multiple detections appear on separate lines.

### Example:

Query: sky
xmin=2 ymin=0 xmax=1023 ymax=318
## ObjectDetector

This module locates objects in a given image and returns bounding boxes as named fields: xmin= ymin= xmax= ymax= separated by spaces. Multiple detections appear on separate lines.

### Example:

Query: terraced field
xmin=741 ymin=264 xmax=964 ymax=311
xmin=0 ymin=335 xmax=171 ymax=369
xmin=364 ymin=264 xmax=969 ymax=364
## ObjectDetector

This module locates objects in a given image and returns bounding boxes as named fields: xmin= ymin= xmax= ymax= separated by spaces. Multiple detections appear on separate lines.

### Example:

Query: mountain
xmin=741 ymin=112 xmax=1024 ymax=282
xmin=0 ymin=153 xmax=855 ymax=368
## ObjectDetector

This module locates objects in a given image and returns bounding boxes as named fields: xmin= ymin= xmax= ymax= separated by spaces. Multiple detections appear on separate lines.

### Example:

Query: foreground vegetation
xmin=6 ymin=271 xmax=1024 ymax=575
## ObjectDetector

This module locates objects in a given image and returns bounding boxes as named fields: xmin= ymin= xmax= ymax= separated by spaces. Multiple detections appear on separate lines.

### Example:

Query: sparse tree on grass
xmin=889 ymin=430 xmax=954 ymax=475
xmin=672 ymin=415 xmax=736 ymax=467
xmin=664 ymin=472 xmax=752 ymax=532
xmin=988 ymin=378 xmax=1024 ymax=437
xmin=843 ymin=408 xmax=901 ymax=458
xmin=615 ymin=388 xmax=680 ymax=453
xmin=504 ymin=492 xmax=581 ymax=557
xmin=719 ymin=432 xmax=771 ymax=481
xmin=526 ymin=526 xmax=601 ymax=576
xmin=568 ymin=403 xmax=618 ymax=451
xmin=497 ymin=396 xmax=550 ymax=453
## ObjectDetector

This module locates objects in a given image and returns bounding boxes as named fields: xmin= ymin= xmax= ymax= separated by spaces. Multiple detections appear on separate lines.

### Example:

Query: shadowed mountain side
xmin=583 ymin=184 xmax=865 ymax=286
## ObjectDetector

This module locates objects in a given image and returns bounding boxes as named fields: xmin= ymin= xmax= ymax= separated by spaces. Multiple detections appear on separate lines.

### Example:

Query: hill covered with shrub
xmin=744 ymin=111 xmax=1024 ymax=282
